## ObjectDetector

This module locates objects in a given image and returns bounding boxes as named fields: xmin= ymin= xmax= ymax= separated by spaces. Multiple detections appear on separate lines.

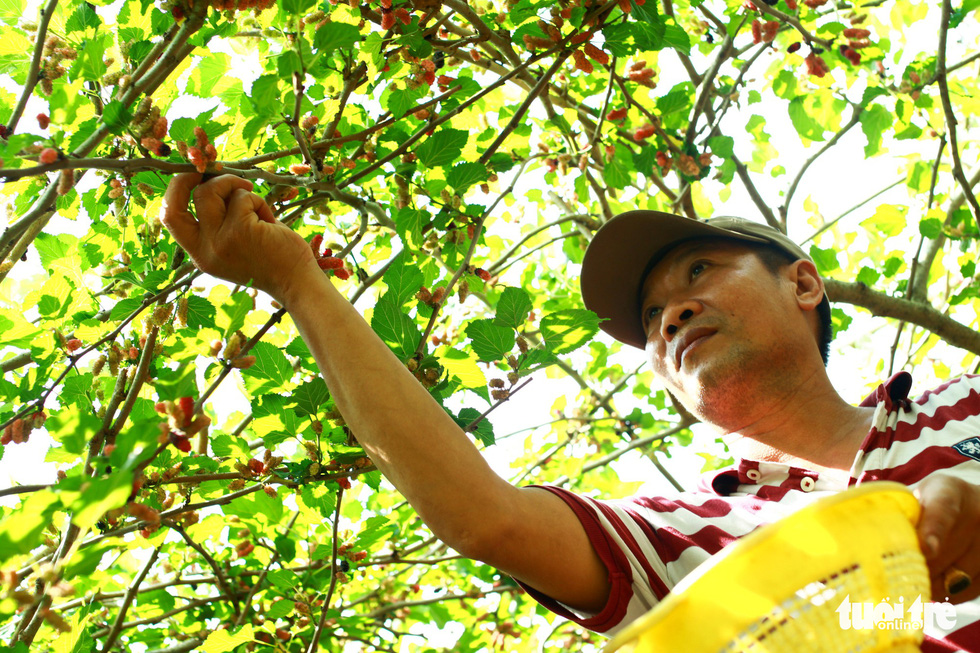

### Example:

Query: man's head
xmin=581 ymin=212 xmax=832 ymax=416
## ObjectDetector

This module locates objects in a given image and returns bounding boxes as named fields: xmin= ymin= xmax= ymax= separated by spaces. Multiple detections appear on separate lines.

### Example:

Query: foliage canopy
xmin=0 ymin=0 xmax=978 ymax=650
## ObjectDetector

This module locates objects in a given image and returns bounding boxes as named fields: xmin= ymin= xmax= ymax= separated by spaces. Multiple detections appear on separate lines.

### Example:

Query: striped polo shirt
xmin=522 ymin=373 xmax=980 ymax=651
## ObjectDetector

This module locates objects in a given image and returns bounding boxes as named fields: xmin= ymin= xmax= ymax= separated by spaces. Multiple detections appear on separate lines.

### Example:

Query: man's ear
xmin=788 ymin=259 xmax=824 ymax=312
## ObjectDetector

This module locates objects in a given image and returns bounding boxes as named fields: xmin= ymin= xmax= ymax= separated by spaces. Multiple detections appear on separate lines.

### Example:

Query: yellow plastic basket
xmin=604 ymin=482 xmax=931 ymax=653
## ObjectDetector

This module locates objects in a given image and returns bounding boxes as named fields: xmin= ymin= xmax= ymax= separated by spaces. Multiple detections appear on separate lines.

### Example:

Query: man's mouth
xmin=673 ymin=327 xmax=716 ymax=369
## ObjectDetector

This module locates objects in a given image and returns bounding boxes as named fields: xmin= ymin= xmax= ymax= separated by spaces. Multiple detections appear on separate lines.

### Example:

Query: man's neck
xmin=713 ymin=374 xmax=875 ymax=474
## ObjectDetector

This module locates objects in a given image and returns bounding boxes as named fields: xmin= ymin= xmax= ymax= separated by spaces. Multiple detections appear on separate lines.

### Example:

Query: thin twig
xmin=306 ymin=487 xmax=344 ymax=653
xmin=5 ymin=0 xmax=58 ymax=136
xmin=935 ymin=0 xmax=980 ymax=232
xmin=100 ymin=547 xmax=161 ymax=651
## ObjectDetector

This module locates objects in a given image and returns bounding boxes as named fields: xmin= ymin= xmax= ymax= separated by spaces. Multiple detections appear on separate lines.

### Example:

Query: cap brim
xmin=580 ymin=211 xmax=767 ymax=349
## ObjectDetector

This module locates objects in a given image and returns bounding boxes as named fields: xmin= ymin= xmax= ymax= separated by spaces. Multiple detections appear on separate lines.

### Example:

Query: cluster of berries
xmin=175 ymin=127 xmax=220 ymax=174
xmin=1 ymin=411 xmax=46 ymax=445
xmin=805 ymin=52 xmax=830 ymax=77
xmin=208 ymin=331 xmax=256 ymax=368
xmin=35 ymin=36 xmax=76 ymax=95
xmin=751 ymin=19 xmax=780 ymax=44
xmin=130 ymin=98 xmax=169 ymax=156
xmin=380 ymin=0 xmax=412 ymax=31
xmin=309 ymin=234 xmax=352 ymax=280
xmin=627 ymin=60 xmax=657 ymax=87
xmin=154 ymin=396 xmax=210 ymax=452
xmin=405 ymin=58 xmax=437 ymax=89
xmin=166 ymin=0 xmax=274 ymax=21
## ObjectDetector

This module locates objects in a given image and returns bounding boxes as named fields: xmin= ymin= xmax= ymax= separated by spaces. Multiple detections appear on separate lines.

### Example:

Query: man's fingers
xmin=256 ymin=196 xmax=276 ymax=224
xmin=161 ymin=172 xmax=204 ymax=247
xmin=915 ymin=477 xmax=964 ymax=560
xmin=225 ymin=188 xmax=273 ymax=228
xmin=192 ymin=175 xmax=255 ymax=231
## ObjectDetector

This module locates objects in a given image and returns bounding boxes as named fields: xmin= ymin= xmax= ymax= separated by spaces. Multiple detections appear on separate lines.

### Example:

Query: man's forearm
xmin=281 ymin=269 xmax=517 ymax=553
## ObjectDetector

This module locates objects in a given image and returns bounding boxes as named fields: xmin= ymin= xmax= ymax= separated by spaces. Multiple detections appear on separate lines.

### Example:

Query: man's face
xmin=639 ymin=239 xmax=808 ymax=423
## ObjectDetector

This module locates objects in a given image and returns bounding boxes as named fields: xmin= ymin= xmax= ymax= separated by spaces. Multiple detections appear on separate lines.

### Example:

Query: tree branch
xmin=4 ymin=0 xmax=58 ymax=136
xmin=100 ymin=547 xmax=161 ymax=652
xmin=825 ymin=279 xmax=980 ymax=355
xmin=935 ymin=0 xmax=980 ymax=232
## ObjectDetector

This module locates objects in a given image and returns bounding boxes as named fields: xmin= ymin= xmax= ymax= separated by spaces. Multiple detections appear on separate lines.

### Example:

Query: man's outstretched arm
xmin=160 ymin=173 xmax=611 ymax=614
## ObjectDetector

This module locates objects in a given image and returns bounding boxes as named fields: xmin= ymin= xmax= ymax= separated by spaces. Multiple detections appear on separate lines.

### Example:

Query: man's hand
xmin=915 ymin=474 xmax=980 ymax=603
xmin=160 ymin=173 xmax=318 ymax=304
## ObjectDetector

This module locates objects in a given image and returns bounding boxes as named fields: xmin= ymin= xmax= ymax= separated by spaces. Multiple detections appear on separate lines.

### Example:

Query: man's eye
xmin=691 ymin=262 xmax=706 ymax=278
xmin=645 ymin=306 xmax=662 ymax=323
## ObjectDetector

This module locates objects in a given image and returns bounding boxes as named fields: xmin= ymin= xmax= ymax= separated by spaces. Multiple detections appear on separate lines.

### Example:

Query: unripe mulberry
xmin=230 ymin=355 xmax=256 ymax=369
xmin=66 ymin=338 xmax=82 ymax=352
xmin=37 ymin=113 xmax=50 ymax=129
xmin=39 ymin=148 xmax=58 ymax=164
xmin=289 ymin=163 xmax=311 ymax=175
xmin=842 ymin=27 xmax=870 ymax=38
xmin=751 ymin=20 xmax=762 ymax=44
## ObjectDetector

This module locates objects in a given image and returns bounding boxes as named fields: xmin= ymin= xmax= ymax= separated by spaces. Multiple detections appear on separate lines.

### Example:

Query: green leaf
xmin=220 ymin=291 xmax=252 ymax=339
xmin=860 ymin=103 xmax=894 ymax=157
xmin=662 ymin=21 xmax=691 ymax=55
xmin=292 ymin=378 xmax=330 ymax=416
xmin=266 ymin=600 xmax=294 ymax=620
xmin=415 ymin=128 xmax=468 ymax=168
xmin=456 ymin=407 xmax=495 ymax=446
xmin=919 ymin=218 xmax=943 ymax=239
xmin=243 ymin=341 xmax=293 ymax=386
xmin=68 ymin=34 xmax=108 ymax=82
xmin=66 ymin=3 xmax=101 ymax=33
xmin=465 ymin=319 xmax=515 ymax=362
xmin=186 ymin=53 xmax=230 ymax=96
xmin=808 ymin=245 xmax=840 ymax=273
xmin=788 ymin=96 xmax=826 ymax=142
xmin=0 ymin=491 xmax=60 ymax=562
xmin=371 ymin=297 xmax=421 ymax=358
xmin=445 ymin=162 xmax=487 ymax=192
xmin=267 ymin=569 xmax=301 ymax=590
xmin=539 ymin=310 xmax=601 ymax=355
xmin=101 ymin=100 xmax=134 ymax=135
xmin=109 ymin=297 xmax=144 ymax=322
xmin=0 ymin=0 xmax=24 ymax=26
xmin=200 ymin=624 xmax=254 ymax=653
xmin=184 ymin=295 xmax=217 ymax=329
xmin=313 ymin=20 xmax=360 ymax=52
xmin=382 ymin=252 xmax=425 ymax=307
xmin=386 ymin=86 xmax=425 ymax=118
xmin=493 ymin=287 xmax=533 ymax=329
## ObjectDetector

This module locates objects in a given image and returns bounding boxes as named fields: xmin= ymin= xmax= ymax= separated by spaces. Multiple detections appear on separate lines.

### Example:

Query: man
xmin=161 ymin=174 xmax=980 ymax=650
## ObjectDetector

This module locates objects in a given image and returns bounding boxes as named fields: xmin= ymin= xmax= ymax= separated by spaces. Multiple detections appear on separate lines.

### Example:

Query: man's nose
xmin=661 ymin=301 xmax=701 ymax=340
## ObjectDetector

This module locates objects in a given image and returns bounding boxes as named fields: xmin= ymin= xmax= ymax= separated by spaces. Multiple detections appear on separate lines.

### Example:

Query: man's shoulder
xmin=859 ymin=372 xmax=980 ymax=409
xmin=910 ymin=373 xmax=980 ymax=407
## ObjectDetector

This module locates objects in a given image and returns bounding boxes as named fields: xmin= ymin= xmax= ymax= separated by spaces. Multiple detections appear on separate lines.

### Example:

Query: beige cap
xmin=580 ymin=210 xmax=822 ymax=349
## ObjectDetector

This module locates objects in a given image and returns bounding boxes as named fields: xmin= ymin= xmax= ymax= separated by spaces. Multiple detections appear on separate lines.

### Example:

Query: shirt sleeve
xmin=512 ymin=485 xmax=671 ymax=636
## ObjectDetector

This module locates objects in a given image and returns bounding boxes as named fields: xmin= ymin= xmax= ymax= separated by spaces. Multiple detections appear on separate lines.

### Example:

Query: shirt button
xmin=746 ymin=469 xmax=762 ymax=482
xmin=801 ymin=477 xmax=816 ymax=492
